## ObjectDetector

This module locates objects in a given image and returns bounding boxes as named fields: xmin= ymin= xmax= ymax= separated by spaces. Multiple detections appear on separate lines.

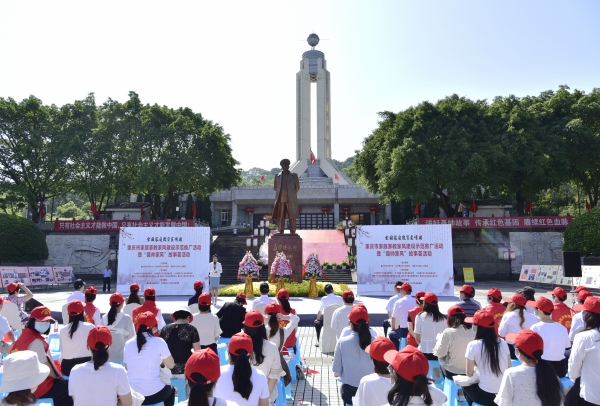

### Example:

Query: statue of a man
xmin=273 ymin=159 xmax=300 ymax=234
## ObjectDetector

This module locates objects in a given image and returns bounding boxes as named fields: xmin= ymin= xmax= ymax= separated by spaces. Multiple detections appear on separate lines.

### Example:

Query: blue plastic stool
xmin=427 ymin=360 xmax=444 ymax=390
xmin=217 ymin=337 xmax=231 ymax=345
xmin=275 ymin=378 xmax=287 ymax=406
xmin=288 ymin=356 xmax=297 ymax=382
xmin=442 ymin=378 xmax=468 ymax=406
xmin=560 ymin=377 xmax=574 ymax=391
xmin=293 ymin=336 xmax=302 ymax=365
xmin=511 ymin=359 xmax=521 ymax=367
xmin=400 ymin=337 xmax=407 ymax=349
xmin=285 ymin=382 xmax=293 ymax=401
xmin=171 ymin=377 xmax=187 ymax=402
xmin=111 ymin=360 xmax=125 ymax=366
xmin=35 ymin=399 xmax=54 ymax=406
xmin=217 ymin=342 xmax=229 ymax=366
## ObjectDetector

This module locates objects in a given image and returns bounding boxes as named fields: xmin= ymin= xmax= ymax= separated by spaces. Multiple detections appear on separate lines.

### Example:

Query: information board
xmin=28 ymin=267 xmax=55 ymax=285
xmin=0 ymin=267 xmax=30 ymax=287
xmin=53 ymin=267 xmax=75 ymax=284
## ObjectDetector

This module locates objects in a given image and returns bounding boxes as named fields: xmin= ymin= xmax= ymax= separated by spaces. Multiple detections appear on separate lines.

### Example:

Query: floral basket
xmin=270 ymin=252 xmax=292 ymax=289
xmin=238 ymin=251 xmax=260 ymax=298
xmin=302 ymin=252 xmax=326 ymax=279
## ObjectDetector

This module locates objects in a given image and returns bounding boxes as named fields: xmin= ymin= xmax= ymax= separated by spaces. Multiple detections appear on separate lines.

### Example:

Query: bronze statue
xmin=273 ymin=159 xmax=300 ymax=234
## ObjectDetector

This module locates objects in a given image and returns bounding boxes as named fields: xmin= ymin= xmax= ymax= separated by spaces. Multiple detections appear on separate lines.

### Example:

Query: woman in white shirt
xmin=383 ymin=346 xmax=447 ymax=406
xmin=176 ymin=348 xmax=227 ymax=406
xmin=494 ymin=329 xmax=562 ymax=406
xmin=498 ymin=293 xmax=537 ymax=359
xmin=463 ymin=310 xmax=510 ymax=406
xmin=59 ymin=300 xmax=94 ymax=376
xmin=414 ymin=292 xmax=447 ymax=359
xmin=213 ymin=332 xmax=270 ymax=406
xmin=263 ymin=302 xmax=300 ymax=348
xmin=353 ymin=336 xmax=396 ymax=406
xmin=433 ymin=305 xmax=475 ymax=379
xmin=69 ymin=326 xmax=133 ymax=406
xmin=101 ymin=292 xmax=135 ymax=361
xmin=209 ymin=254 xmax=223 ymax=305
xmin=123 ymin=311 xmax=176 ymax=406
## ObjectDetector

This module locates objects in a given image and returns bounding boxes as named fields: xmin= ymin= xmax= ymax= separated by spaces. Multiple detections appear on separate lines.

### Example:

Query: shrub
xmin=218 ymin=281 xmax=348 ymax=297
xmin=564 ymin=208 xmax=600 ymax=256
xmin=0 ymin=213 xmax=48 ymax=262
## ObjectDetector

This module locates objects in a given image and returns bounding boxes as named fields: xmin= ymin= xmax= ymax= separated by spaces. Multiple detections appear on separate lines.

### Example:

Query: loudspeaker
xmin=563 ymin=251 xmax=582 ymax=277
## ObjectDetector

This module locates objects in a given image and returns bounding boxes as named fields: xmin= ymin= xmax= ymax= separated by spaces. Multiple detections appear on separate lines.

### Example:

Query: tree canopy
xmin=0 ymin=213 xmax=48 ymax=262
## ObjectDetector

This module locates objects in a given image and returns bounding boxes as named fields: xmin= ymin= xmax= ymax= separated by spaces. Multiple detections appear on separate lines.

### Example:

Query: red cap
xmin=243 ymin=310 xmax=265 ymax=327
xmin=342 ymin=290 xmax=355 ymax=299
xmin=571 ymin=286 xmax=589 ymax=293
xmin=364 ymin=337 xmax=395 ymax=362
xmin=460 ymin=284 xmax=474 ymax=295
xmin=384 ymin=346 xmax=429 ymax=382
xmin=228 ymin=332 xmax=253 ymax=356
xmin=486 ymin=288 xmax=502 ymax=299
xmin=264 ymin=302 xmax=282 ymax=315
xmin=277 ymin=289 xmax=290 ymax=300
xmin=414 ymin=291 xmax=425 ymax=302
xmin=419 ymin=292 xmax=438 ymax=305
xmin=0 ymin=297 xmax=4 ymax=304
xmin=144 ymin=287 xmax=156 ymax=297
xmin=135 ymin=311 xmax=158 ymax=330
xmin=465 ymin=310 xmax=495 ymax=327
xmin=447 ymin=305 xmax=466 ymax=317
xmin=574 ymin=296 xmax=600 ymax=314
xmin=130 ymin=283 xmax=139 ymax=291
xmin=6 ymin=283 xmax=19 ymax=292
xmin=87 ymin=326 xmax=113 ymax=349
xmin=67 ymin=300 xmax=84 ymax=316
xmin=109 ymin=293 xmax=125 ymax=306
xmin=400 ymin=283 xmax=412 ymax=293
xmin=349 ymin=305 xmax=369 ymax=324
xmin=185 ymin=349 xmax=221 ymax=384
xmin=577 ymin=291 xmax=592 ymax=302
xmin=30 ymin=306 xmax=56 ymax=322
xmin=193 ymin=280 xmax=204 ymax=289
xmin=505 ymin=294 xmax=527 ymax=307
xmin=505 ymin=330 xmax=543 ymax=359
xmin=236 ymin=293 xmax=247 ymax=305
xmin=198 ymin=293 xmax=212 ymax=306
xmin=548 ymin=287 xmax=567 ymax=299
xmin=529 ymin=297 xmax=554 ymax=313
xmin=85 ymin=286 xmax=97 ymax=295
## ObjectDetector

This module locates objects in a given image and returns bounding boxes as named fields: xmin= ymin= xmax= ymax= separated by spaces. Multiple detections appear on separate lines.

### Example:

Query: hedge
xmin=563 ymin=207 xmax=600 ymax=256
xmin=0 ymin=213 xmax=49 ymax=262
xmin=218 ymin=281 xmax=349 ymax=297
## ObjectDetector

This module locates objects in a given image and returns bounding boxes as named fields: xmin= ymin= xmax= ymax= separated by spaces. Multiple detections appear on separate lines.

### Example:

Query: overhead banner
xmin=356 ymin=225 xmax=454 ymax=296
xmin=419 ymin=216 xmax=571 ymax=229
xmin=117 ymin=227 xmax=210 ymax=295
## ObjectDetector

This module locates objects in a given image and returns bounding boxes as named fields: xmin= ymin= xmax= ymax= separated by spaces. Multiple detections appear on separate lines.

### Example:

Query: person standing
xmin=216 ymin=293 xmax=247 ymax=338
xmin=314 ymin=284 xmax=343 ymax=347
xmin=4 ymin=282 xmax=34 ymax=322
xmin=209 ymin=255 xmax=222 ymax=305
xmin=102 ymin=265 xmax=113 ymax=293
xmin=272 ymin=158 xmax=300 ymax=234
xmin=390 ymin=283 xmax=414 ymax=350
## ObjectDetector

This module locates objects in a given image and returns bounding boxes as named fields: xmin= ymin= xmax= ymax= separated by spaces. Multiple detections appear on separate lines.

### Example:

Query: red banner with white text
xmin=418 ymin=216 xmax=572 ymax=229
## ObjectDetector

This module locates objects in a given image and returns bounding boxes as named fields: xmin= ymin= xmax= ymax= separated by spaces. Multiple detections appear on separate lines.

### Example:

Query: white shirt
xmin=569 ymin=328 xmax=600 ymax=405
xmin=494 ymin=364 xmax=542 ymax=406
xmin=267 ymin=313 xmax=299 ymax=347
xmin=386 ymin=293 xmax=402 ymax=314
xmin=191 ymin=312 xmax=221 ymax=346
xmin=339 ymin=326 xmax=378 ymax=341
xmin=123 ymin=334 xmax=172 ymax=396
xmin=59 ymin=321 xmax=95 ymax=360
xmin=399 ymin=386 xmax=447 ymax=405
xmin=103 ymin=269 xmax=113 ymax=278
xmin=530 ymin=321 xmax=571 ymax=361
xmin=318 ymin=293 xmax=343 ymax=313
xmin=569 ymin=311 xmax=585 ymax=341
xmin=414 ymin=313 xmax=446 ymax=354
xmin=69 ymin=361 xmax=130 ymax=406
xmin=209 ymin=262 xmax=223 ymax=277
xmin=252 ymin=294 xmax=276 ymax=310
xmin=330 ymin=305 xmax=352 ymax=338
xmin=67 ymin=290 xmax=85 ymax=303
xmin=213 ymin=364 xmax=270 ymax=406
xmin=465 ymin=338 xmax=510 ymax=394
xmin=392 ymin=295 xmax=414 ymax=328
xmin=498 ymin=310 xmax=538 ymax=342
xmin=251 ymin=339 xmax=283 ymax=381
xmin=101 ymin=313 xmax=135 ymax=361
xmin=0 ymin=315 xmax=11 ymax=336
xmin=353 ymin=373 xmax=392 ymax=406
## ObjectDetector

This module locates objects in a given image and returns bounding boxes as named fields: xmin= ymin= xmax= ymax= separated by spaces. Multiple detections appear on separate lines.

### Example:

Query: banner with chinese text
xmin=356 ymin=225 xmax=454 ymax=296
xmin=53 ymin=219 xmax=194 ymax=232
xmin=117 ymin=227 xmax=210 ymax=295
xmin=419 ymin=216 xmax=571 ymax=229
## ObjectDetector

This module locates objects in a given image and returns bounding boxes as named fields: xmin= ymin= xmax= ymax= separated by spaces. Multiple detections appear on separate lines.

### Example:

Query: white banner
xmin=117 ymin=227 xmax=210 ymax=295
xmin=356 ymin=225 xmax=454 ymax=296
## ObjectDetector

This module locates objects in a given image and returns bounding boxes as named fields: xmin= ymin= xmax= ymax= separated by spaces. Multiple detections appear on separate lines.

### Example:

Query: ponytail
xmin=267 ymin=314 xmax=279 ymax=339
xmin=136 ymin=325 xmax=151 ymax=352
xmin=519 ymin=349 xmax=562 ymax=406
xmin=69 ymin=313 xmax=84 ymax=339
xmin=244 ymin=325 xmax=267 ymax=365
xmin=351 ymin=319 xmax=372 ymax=350
xmin=107 ymin=303 xmax=119 ymax=326
xmin=388 ymin=371 xmax=434 ymax=406
xmin=187 ymin=372 xmax=211 ymax=406
xmin=91 ymin=342 xmax=109 ymax=370
xmin=475 ymin=326 xmax=501 ymax=376
xmin=230 ymin=351 xmax=253 ymax=400
xmin=279 ymin=297 xmax=292 ymax=313
xmin=127 ymin=290 xmax=141 ymax=305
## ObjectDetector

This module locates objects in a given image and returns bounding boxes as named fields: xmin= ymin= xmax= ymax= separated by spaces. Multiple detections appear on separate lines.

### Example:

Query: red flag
xmin=525 ymin=200 xmax=532 ymax=214
xmin=192 ymin=201 xmax=197 ymax=218
xmin=39 ymin=203 xmax=46 ymax=219
xmin=260 ymin=175 xmax=265 ymax=182
xmin=586 ymin=200 xmax=591 ymax=211
xmin=310 ymin=150 xmax=316 ymax=164
xmin=90 ymin=202 xmax=99 ymax=216
xmin=334 ymin=173 xmax=339 ymax=180
xmin=469 ymin=199 xmax=478 ymax=213
xmin=141 ymin=204 xmax=145 ymax=216
xmin=413 ymin=203 xmax=419 ymax=216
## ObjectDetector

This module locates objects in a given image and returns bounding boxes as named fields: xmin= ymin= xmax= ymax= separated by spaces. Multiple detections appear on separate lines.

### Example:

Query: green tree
xmin=563 ymin=207 xmax=600 ymax=256
xmin=54 ymin=201 xmax=89 ymax=220
xmin=0 ymin=213 xmax=48 ymax=262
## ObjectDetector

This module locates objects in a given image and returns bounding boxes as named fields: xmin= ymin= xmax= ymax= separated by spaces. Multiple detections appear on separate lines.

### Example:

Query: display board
xmin=520 ymin=264 xmax=572 ymax=285
xmin=0 ymin=267 xmax=31 ymax=287
xmin=117 ymin=226 xmax=210 ymax=295
xmin=28 ymin=267 xmax=55 ymax=285
xmin=356 ymin=225 xmax=454 ymax=296
xmin=53 ymin=267 xmax=74 ymax=284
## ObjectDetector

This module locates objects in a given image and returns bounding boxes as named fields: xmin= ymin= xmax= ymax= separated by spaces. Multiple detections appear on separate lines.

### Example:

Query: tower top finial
xmin=307 ymin=33 xmax=319 ymax=49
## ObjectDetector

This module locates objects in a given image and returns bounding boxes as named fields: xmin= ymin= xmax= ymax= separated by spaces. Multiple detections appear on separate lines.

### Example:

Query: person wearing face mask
xmin=209 ymin=254 xmax=222 ymax=305
xmin=9 ymin=306 xmax=73 ymax=406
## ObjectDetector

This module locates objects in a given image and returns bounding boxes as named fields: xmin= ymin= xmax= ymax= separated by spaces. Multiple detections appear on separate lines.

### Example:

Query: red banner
xmin=418 ymin=216 xmax=572 ymax=229
xmin=53 ymin=220 xmax=195 ymax=232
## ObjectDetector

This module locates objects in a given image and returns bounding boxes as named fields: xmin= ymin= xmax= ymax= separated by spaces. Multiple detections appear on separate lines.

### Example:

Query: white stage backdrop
xmin=356 ymin=225 xmax=454 ymax=296
xmin=117 ymin=227 xmax=210 ymax=295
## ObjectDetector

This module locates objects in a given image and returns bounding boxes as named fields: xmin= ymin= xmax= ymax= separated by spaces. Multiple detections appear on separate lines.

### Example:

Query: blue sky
xmin=1 ymin=1 xmax=598 ymax=170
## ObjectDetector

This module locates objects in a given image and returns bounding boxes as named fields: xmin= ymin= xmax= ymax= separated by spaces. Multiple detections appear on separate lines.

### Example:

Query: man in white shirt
xmin=314 ymin=284 xmax=343 ymax=347
xmin=331 ymin=290 xmax=355 ymax=339
xmin=570 ymin=290 xmax=592 ymax=341
xmin=383 ymin=281 xmax=403 ymax=337
xmin=102 ymin=265 xmax=113 ymax=292
xmin=67 ymin=279 xmax=86 ymax=303
xmin=252 ymin=282 xmax=276 ymax=311
xmin=389 ymin=282 xmax=414 ymax=350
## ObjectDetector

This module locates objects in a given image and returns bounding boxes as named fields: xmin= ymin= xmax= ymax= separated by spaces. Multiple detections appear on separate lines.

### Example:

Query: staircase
xmin=321 ymin=268 xmax=353 ymax=285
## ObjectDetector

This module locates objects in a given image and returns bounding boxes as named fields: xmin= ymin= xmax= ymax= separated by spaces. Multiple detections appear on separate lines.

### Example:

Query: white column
xmin=296 ymin=70 xmax=311 ymax=161
xmin=316 ymin=62 xmax=331 ymax=160
xmin=231 ymin=202 xmax=238 ymax=227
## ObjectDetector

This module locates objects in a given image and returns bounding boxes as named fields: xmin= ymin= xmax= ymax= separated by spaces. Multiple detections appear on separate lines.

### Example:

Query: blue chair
xmin=275 ymin=378 xmax=287 ymax=406
xmin=560 ymin=377 xmax=574 ymax=391
xmin=217 ymin=342 xmax=229 ymax=366
xmin=288 ymin=355 xmax=297 ymax=382
xmin=285 ymin=382 xmax=293 ymax=401
xmin=35 ymin=399 xmax=54 ymax=406
xmin=400 ymin=337 xmax=407 ymax=349
xmin=111 ymin=360 xmax=125 ymax=366
xmin=511 ymin=359 xmax=521 ymax=367
xmin=217 ymin=337 xmax=231 ymax=346
xmin=171 ymin=377 xmax=187 ymax=402
xmin=442 ymin=378 xmax=468 ymax=406
xmin=427 ymin=360 xmax=444 ymax=389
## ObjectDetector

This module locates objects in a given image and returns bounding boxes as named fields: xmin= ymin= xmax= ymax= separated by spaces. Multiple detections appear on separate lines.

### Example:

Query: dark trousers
xmin=565 ymin=378 xmax=582 ymax=406
xmin=142 ymin=384 xmax=176 ymax=406
xmin=441 ymin=369 xmax=458 ymax=380
xmin=103 ymin=277 xmax=111 ymax=292
xmin=388 ymin=327 xmax=408 ymax=350
xmin=61 ymin=356 xmax=91 ymax=376
xmin=201 ymin=343 xmax=218 ymax=354
xmin=42 ymin=378 xmax=74 ymax=406
xmin=382 ymin=319 xmax=391 ymax=337
xmin=547 ymin=358 xmax=568 ymax=378
xmin=341 ymin=383 xmax=358 ymax=405
xmin=314 ymin=319 xmax=323 ymax=341
xmin=462 ymin=382 xmax=497 ymax=406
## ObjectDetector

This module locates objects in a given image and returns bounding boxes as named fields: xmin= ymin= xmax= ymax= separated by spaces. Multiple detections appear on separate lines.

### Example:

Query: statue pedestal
xmin=269 ymin=233 xmax=303 ymax=283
